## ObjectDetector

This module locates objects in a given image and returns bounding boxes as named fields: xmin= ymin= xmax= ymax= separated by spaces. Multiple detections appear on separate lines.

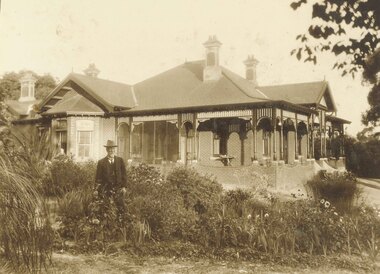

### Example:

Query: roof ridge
xmin=221 ymin=66 xmax=269 ymax=100
xmin=70 ymin=73 xmax=131 ymax=87
xmin=259 ymin=80 xmax=326 ymax=88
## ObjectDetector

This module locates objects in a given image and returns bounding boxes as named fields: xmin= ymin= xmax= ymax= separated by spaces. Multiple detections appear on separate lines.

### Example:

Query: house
xmin=10 ymin=36 xmax=350 ymax=189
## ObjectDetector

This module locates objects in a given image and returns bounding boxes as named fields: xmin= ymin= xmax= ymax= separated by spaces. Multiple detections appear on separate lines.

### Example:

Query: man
xmin=95 ymin=140 xmax=127 ymax=196
xmin=93 ymin=140 xmax=128 ymax=241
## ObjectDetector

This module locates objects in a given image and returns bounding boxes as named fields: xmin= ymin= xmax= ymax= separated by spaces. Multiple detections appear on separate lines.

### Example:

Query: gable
xmin=316 ymin=83 xmax=337 ymax=112
xmin=38 ymin=73 xmax=134 ymax=114
xmin=260 ymin=81 xmax=325 ymax=104
xmin=260 ymin=81 xmax=337 ymax=112
xmin=320 ymin=96 xmax=327 ymax=108
xmin=42 ymin=90 xmax=104 ymax=116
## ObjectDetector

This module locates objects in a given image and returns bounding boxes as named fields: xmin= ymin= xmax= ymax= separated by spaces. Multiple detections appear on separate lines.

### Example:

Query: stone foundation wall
xmin=194 ymin=161 xmax=315 ymax=194
xmin=275 ymin=162 xmax=314 ymax=195
xmin=153 ymin=159 xmax=328 ymax=196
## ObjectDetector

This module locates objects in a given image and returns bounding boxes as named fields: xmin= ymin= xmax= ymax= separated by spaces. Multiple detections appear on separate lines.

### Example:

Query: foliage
xmin=0 ymin=153 xmax=54 ymax=273
xmin=0 ymin=128 xmax=55 ymax=272
xmin=0 ymin=71 xmax=57 ymax=100
xmin=123 ymin=165 xmax=223 ymax=244
xmin=0 ymin=72 xmax=19 ymax=101
xmin=307 ymin=171 xmax=360 ymax=213
xmin=166 ymin=166 xmax=223 ymax=213
xmin=291 ymin=0 xmax=380 ymax=125
xmin=43 ymin=155 xmax=97 ymax=197
xmin=362 ymin=48 xmax=380 ymax=126
xmin=344 ymin=135 xmax=380 ymax=178
xmin=55 ymin=163 xmax=380 ymax=262
xmin=165 ymin=166 xmax=223 ymax=245
xmin=35 ymin=74 xmax=57 ymax=99
xmin=57 ymin=189 xmax=92 ymax=242
xmin=290 ymin=0 xmax=380 ymax=76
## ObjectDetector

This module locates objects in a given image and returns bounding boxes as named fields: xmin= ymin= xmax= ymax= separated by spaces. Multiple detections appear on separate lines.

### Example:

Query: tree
xmin=35 ymin=74 xmax=57 ymax=99
xmin=0 ymin=71 xmax=57 ymax=101
xmin=291 ymin=0 xmax=380 ymax=125
xmin=362 ymin=48 xmax=380 ymax=125
xmin=0 ymin=72 xmax=20 ymax=101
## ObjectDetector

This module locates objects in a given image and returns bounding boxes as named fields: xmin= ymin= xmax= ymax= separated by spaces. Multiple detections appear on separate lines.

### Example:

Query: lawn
xmin=46 ymin=252 xmax=380 ymax=274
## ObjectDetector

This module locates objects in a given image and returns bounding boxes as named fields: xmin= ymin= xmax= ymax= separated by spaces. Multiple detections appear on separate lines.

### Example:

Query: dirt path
xmin=358 ymin=178 xmax=380 ymax=206
xmin=47 ymin=252 xmax=377 ymax=274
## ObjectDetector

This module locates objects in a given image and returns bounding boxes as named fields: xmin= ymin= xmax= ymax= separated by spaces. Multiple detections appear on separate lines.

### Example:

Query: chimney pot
xmin=84 ymin=63 xmax=100 ymax=78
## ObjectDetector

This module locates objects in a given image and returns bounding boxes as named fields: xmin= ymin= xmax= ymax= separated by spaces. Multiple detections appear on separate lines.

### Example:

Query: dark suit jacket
xmin=95 ymin=156 xmax=127 ymax=192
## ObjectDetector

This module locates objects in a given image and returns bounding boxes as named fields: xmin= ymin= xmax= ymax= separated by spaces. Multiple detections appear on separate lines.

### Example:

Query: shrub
xmin=345 ymin=136 xmax=380 ymax=178
xmin=43 ymin=155 xmax=97 ymax=197
xmin=57 ymin=189 xmax=92 ymax=242
xmin=307 ymin=171 xmax=360 ymax=213
xmin=55 ymin=162 xmax=380 ymax=261
xmin=165 ymin=167 xmax=223 ymax=244
xmin=166 ymin=166 xmax=223 ymax=213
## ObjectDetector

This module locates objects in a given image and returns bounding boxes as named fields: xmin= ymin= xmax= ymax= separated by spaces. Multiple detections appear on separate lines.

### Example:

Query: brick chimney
xmin=203 ymin=35 xmax=222 ymax=81
xmin=244 ymin=55 xmax=259 ymax=86
xmin=18 ymin=73 xmax=37 ymax=102
xmin=83 ymin=63 xmax=100 ymax=78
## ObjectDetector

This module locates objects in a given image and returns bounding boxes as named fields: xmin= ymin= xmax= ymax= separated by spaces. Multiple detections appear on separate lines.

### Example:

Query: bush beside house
xmin=345 ymin=136 xmax=380 ymax=178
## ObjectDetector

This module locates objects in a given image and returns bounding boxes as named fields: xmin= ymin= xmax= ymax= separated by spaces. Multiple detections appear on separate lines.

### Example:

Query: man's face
xmin=106 ymin=147 xmax=116 ymax=158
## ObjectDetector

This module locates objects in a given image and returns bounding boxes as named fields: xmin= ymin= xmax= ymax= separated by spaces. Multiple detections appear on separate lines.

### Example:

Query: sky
xmin=0 ymin=0 xmax=371 ymax=135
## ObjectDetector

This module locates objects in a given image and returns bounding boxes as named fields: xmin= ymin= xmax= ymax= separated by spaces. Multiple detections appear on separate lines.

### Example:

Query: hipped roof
xmin=6 ymin=99 xmax=41 ymax=116
xmin=37 ymin=60 xmax=339 ymax=118
xmin=129 ymin=61 xmax=269 ymax=112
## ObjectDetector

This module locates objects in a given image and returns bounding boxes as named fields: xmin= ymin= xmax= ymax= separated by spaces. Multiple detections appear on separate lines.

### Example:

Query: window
xmin=132 ymin=123 xmax=143 ymax=158
xmin=77 ymin=131 xmax=92 ymax=158
xmin=117 ymin=123 xmax=129 ymax=161
xmin=213 ymin=133 xmax=220 ymax=155
xmin=57 ymin=131 xmax=67 ymax=153
xmin=258 ymin=118 xmax=272 ymax=157
xmin=21 ymin=86 xmax=29 ymax=97
xmin=57 ymin=119 xmax=67 ymax=129
xmin=263 ymin=131 xmax=271 ymax=156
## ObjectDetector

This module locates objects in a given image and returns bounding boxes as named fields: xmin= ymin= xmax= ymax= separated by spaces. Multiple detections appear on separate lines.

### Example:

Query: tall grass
xmin=0 ymin=156 xmax=54 ymax=273
xmin=0 ymin=128 xmax=54 ymax=273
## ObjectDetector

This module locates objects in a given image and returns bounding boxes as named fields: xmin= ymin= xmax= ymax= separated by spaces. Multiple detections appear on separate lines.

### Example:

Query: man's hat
xmin=104 ymin=140 xmax=117 ymax=147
